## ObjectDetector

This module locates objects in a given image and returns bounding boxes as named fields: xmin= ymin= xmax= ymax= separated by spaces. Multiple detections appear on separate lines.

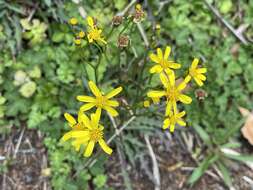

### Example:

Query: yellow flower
xmin=74 ymin=38 xmax=81 ymax=45
xmin=135 ymin=4 xmax=142 ymax=11
xmin=86 ymin=16 xmax=107 ymax=44
xmin=185 ymin=58 xmax=207 ymax=86
xmin=147 ymin=72 xmax=192 ymax=115
xmin=61 ymin=110 xmax=112 ymax=157
xmin=149 ymin=46 xmax=181 ymax=75
xmin=69 ymin=17 xmax=78 ymax=25
xmin=143 ymin=100 xmax=150 ymax=107
xmin=163 ymin=110 xmax=186 ymax=132
xmin=78 ymin=31 xmax=85 ymax=38
xmin=155 ymin=24 xmax=161 ymax=30
xmin=77 ymin=81 xmax=122 ymax=117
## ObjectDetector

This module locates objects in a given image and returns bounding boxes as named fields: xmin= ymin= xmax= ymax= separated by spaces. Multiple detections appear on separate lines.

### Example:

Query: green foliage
xmin=0 ymin=0 xmax=252 ymax=189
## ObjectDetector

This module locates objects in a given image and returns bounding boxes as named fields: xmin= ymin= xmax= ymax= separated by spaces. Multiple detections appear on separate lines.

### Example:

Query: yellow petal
xmin=80 ymin=103 xmax=95 ymax=111
xmin=159 ymin=72 xmax=169 ymax=88
xmin=165 ymin=102 xmax=172 ymax=116
xmin=170 ymin=124 xmax=175 ymax=132
xmin=149 ymin=53 xmax=160 ymax=63
xmin=194 ymin=77 xmax=204 ymax=86
xmin=106 ymin=87 xmax=122 ymax=99
xmin=164 ymin=46 xmax=171 ymax=60
xmin=103 ymin=106 xmax=119 ymax=117
xmin=178 ymin=94 xmax=192 ymax=104
xmin=184 ymin=75 xmax=191 ymax=83
xmin=64 ymin=113 xmax=76 ymax=126
xmin=84 ymin=141 xmax=95 ymax=157
xmin=87 ymin=35 xmax=93 ymax=43
xmin=106 ymin=100 xmax=120 ymax=107
xmin=72 ymin=138 xmax=89 ymax=151
xmin=95 ymin=108 xmax=102 ymax=120
xmin=168 ymin=71 xmax=175 ymax=86
xmin=87 ymin=16 xmax=94 ymax=27
xmin=150 ymin=65 xmax=163 ymax=74
xmin=172 ymin=101 xmax=177 ymax=113
xmin=99 ymin=139 xmax=113 ymax=155
xmin=76 ymin=95 xmax=96 ymax=102
xmin=197 ymin=74 xmax=206 ymax=81
xmin=177 ymin=120 xmax=186 ymax=126
xmin=169 ymin=62 xmax=181 ymax=69
xmin=78 ymin=111 xmax=92 ymax=129
xmin=177 ymin=81 xmax=187 ymax=91
xmin=191 ymin=58 xmax=199 ymax=69
xmin=61 ymin=131 xmax=73 ymax=142
xmin=163 ymin=118 xmax=170 ymax=129
xmin=157 ymin=48 xmax=163 ymax=60
xmin=177 ymin=111 xmax=186 ymax=118
xmin=71 ymin=131 xmax=90 ymax=138
xmin=197 ymin=68 xmax=207 ymax=74
xmin=91 ymin=111 xmax=101 ymax=128
xmin=151 ymin=97 xmax=160 ymax=104
xmin=88 ymin=81 xmax=102 ymax=97
xmin=147 ymin=90 xmax=166 ymax=98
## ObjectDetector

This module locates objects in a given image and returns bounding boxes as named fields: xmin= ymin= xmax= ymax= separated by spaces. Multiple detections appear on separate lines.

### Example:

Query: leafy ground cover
xmin=0 ymin=0 xmax=253 ymax=189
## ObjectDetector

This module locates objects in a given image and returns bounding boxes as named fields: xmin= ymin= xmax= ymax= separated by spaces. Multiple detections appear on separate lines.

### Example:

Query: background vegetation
xmin=0 ymin=0 xmax=253 ymax=190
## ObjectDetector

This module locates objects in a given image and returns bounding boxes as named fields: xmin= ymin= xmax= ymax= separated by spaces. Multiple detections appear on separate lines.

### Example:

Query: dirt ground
xmin=1 ymin=127 xmax=253 ymax=190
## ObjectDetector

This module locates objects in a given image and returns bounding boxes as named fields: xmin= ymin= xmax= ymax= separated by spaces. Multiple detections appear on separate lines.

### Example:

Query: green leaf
xmin=193 ymin=125 xmax=211 ymax=145
xmin=93 ymin=174 xmax=107 ymax=188
xmin=224 ymin=154 xmax=253 ymax=162
xmin=217 ymin=161 xmax=232 ymax=187
xmin=188 ymin=154 xmax=219 ymax=185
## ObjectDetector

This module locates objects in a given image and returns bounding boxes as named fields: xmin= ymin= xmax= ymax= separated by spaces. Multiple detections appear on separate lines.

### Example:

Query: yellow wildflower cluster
xmin=147 ymin=46 xmax=207 ymax=132
xmin=69 ymin=16 xmax=107 ymax=46
xmin=61 ymin=81 xmax=122 ymax=157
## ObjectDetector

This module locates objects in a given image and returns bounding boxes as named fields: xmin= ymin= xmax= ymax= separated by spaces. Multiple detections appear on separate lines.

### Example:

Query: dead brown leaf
xmin=238 ymin=107 xmax=253 ymax=145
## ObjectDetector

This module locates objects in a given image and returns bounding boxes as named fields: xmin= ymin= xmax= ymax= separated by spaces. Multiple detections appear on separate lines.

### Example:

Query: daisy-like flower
xmin=69 ymin=17 xmax=78 ymax=25
xmin=147 ymin=72 xmax=192 ymax=115
xmin=77 ymin=81 xmax=122 ymax=117
xmin=163 ymin=110 xmax=186 ymax=132
xmin=185 ymin=58 xmax=207 ymax=86
xmin=149 ymin=46 xmax=181 ymax=75
xmin=61 ymin=110 xmax=112 ymax=157
xmin=86 ymin=16 xmax=107 ymax=44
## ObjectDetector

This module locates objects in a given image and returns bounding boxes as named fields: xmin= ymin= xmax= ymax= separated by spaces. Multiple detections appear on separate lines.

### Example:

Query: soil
xmin=1 ymin=128 xmax=253 ymax=190
xmin=0 ymin=127 xmax=50 ymax=190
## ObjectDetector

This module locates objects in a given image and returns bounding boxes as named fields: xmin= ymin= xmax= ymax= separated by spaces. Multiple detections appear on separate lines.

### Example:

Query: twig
xmin=204 ymin=0 xmax=248 ymax=45
xmin=117 ymin=144 xmax=133 ymax=190
xmin=137 ymin=22 xmax=149 ymax=47
xmin=117 ymin=0 xmax=137 ymax=17
xmin=13 ymin=128 xmax=25 ymax=159
xmin=107 ymin=113 xmax=120 ymax=135
xmin=144 ymin=134 xmax=161 ymax=190
xmin=107 ymin=116 xmax=136 ymax=144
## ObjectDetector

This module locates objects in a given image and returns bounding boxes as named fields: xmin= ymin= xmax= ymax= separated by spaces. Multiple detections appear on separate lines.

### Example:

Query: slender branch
xmin=137 ymin=22 xmax=149 ymax=47
xmin=117 ymin=0 xmax=137 ymax=16
xmin=204 ymin=0 xmax=248 ymax=45
xmin=144 ymin=134 xmax=161 ymax=190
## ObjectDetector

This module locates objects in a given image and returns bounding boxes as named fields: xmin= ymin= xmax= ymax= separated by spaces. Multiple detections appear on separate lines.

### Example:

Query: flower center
xmin=166 ymin=87 xmax=179 ymax=102
xmin=189 ymin=68 xmax=197 ymax=77
xmin=170 ymin=115 xmax=177 ymax=125
xmin=88 ymin=29 xmax=101 ymax=40
xmin=160 ymin=59 xmax=167 ymax=68
xmin=96 ymin=96 xmax=107 ymax=107
xmin=89 ymin=128 xmax=103 ymax=142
